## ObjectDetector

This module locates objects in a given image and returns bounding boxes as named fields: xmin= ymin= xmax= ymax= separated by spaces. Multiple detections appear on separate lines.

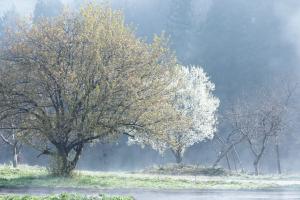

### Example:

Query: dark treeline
xmin=0 ymin=0 xmax=300 ymax=175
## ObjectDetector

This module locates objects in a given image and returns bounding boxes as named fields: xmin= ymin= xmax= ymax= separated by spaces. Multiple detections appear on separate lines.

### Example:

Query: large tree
xmin=131 ymin=65 xmax=219 ymax=163
xmin=0 ymin=4 xmax=180 ymax=176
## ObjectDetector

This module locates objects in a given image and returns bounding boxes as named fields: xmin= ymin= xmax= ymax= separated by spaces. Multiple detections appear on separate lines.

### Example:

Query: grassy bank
xmin=0 ymin=193 xmax=133 ymax=200
xmin=0 ymin=165 xmax=299 ymax=190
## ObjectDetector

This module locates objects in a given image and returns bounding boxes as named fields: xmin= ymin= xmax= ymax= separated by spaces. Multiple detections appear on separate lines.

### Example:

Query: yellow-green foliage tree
xmin=0 ymin=4 xmax=180 ymax=176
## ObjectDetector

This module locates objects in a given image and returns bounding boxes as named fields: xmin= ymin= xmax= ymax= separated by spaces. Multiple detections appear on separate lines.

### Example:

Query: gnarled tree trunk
xmin=51 ymin=143 xmax=84 ymax=177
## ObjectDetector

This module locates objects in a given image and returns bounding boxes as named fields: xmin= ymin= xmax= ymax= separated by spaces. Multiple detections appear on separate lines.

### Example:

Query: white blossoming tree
xmin=131 ymin=65 xmax=219 ymax=163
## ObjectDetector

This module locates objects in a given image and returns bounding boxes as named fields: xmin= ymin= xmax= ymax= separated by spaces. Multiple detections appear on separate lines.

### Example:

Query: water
xmin=1 ymin=187 xmax=300 ymax=200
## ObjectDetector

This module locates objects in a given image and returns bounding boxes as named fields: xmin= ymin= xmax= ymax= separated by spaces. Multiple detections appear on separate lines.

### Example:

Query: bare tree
xmin=270 ymin=82 xmax=297 ymax=174
xmin=223 ymin=88 xmax=291 ymax=175
xmin=0 ymin=117 xmax=23 ymax=168
xmin=212 ymin=129 xmax=245 ymax=171
xmin=0 ymin=132 xmax=22 ymax=168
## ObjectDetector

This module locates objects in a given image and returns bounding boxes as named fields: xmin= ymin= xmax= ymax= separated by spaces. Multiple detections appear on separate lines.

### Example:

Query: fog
xmin=1 ymin=0 xmax=300 ymax=175
xmin=276 ymin=2 xmax=300 ymax=60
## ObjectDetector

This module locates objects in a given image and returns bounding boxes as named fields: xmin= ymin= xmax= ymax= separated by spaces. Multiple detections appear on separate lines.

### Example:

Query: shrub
xmin=142 ymin=164 xmax=228 ymax=176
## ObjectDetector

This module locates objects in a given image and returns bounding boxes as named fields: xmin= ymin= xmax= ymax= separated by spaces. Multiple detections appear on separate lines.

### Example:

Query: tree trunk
xmin=275 ymin=144 xmax=281 ymax=174
xmin=58 ymin=154 xmax=76 ymax=177
xmin=275 ymin=136 xmax=282 ymax=174
xmin=253 ymin=162 xmax=258 ymax=176
xmin=233 ymin=145 xmax=244 ymax=172
xmin=225 ymin=154 xmax=231 ymax=171
xmin=175 ymin=152 xmax=183 ymax=164
xmin=248 ymin=134 xmax=267 ymax=176
xmin=213 ymin=135 xmax=246 ymax=168
xmin=172 ymin=149 xmax=183 ymax=164
xmin=53 ymin=144 xmax=84 ymax=177
xmin=253 ymin=158 xmax=259 ymax=176
xmin=12 ymin=145 xmax=18 ymax=168
xmin=213 ymin=154 xmax=223 ymax=168
xmin=231 ymin=151 xmax=237 ymax=172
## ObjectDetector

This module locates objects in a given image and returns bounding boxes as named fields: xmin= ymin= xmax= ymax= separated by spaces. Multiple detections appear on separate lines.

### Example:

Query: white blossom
xmin=130 ymin=65 xmax=219 ymax=161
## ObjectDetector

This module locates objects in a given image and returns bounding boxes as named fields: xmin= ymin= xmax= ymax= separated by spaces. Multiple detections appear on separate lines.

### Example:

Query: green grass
xmin=0 ymin=193 xmax=133 ymax=200
xmin=0 ymin=165 xmax=299 ymax=190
